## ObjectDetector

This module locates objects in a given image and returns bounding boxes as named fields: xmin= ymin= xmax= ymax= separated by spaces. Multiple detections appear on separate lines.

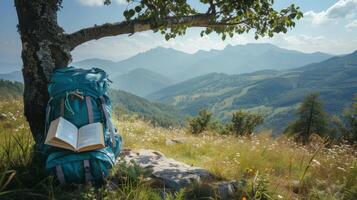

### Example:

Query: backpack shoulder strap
xmin=55 ymin=165 xmax=66 ymax=184
xmin=85 ymin=96 xmax=94 ymax=124
xmin=99 ymin=96 xmax=116 ymax=148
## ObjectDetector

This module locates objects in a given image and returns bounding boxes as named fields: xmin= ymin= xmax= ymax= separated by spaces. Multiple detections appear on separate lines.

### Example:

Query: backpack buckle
xmin=83 ymin=160 xmax=93 ymax=183
xmin=68 ymin=90 xmax=84 ymax=100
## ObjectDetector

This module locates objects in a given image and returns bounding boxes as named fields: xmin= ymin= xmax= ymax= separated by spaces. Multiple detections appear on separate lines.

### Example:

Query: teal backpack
xmin=42 ymin=67 xmax=122 ymax=184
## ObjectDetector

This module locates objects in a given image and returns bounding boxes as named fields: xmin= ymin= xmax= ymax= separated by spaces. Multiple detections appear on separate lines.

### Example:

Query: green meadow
xmin=0 ymin=99 xmax=356 ymax=199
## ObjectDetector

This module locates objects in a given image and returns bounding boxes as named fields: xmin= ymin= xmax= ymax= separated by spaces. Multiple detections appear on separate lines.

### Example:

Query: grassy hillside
xmin=148 ymin=51 xmax=357 ymax=134
xmin=0 ymin=100 xmax=356 ymax=199
xmin=108 ymin=89 xmax=183 ymax=127
xmin=111 ymin=68 xmax=174 ymax=97
xmin=0 ymin=80 xmax=182 ymax=127
xmin=0 ymin=71 xmax=22 ymax=82
xmin=0 ymin=80 xmax=23 ymax=99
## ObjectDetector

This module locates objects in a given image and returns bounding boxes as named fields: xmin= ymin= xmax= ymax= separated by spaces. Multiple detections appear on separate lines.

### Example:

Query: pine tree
xmin=342 ymin=95 xmax=357 ymax=143
xmin=285 ymin=93 xmax=328 ymax=144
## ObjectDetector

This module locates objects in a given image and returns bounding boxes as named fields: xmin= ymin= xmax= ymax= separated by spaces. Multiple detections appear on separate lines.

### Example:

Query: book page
xmin=55 ymin=117 xmax=78 ymax=149
xmin=77 ymin=122 xmax=104 ymax=151
xmin=45 ymin=117 xmax=60 ymax=144
xmin=46 ymin=137 xmax=76 ymax=151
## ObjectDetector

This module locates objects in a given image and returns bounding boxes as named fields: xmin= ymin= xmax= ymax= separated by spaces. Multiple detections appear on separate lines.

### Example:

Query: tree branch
xmin=66 ymin=13 xmax=236 ymax=50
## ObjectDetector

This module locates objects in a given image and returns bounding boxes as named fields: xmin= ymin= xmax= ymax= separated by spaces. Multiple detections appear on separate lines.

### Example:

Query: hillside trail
xmin=116 ymin=149 xmax=239 ymax=199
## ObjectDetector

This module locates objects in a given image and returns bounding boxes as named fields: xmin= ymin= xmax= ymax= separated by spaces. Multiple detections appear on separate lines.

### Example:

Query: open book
xmin=45 ymin=117 xmax=105 ymax=152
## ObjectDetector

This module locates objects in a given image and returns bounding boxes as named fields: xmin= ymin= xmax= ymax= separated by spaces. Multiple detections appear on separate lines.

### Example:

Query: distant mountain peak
xmin=223 ymin=43 xmax=281 ymax=52
xmin=245 ymin=43 xmax=276 ymax=47
xmin=70 ymin=43 xmax=333 ymax=83
xmin=146 ymin=46 xmax=187 ymax=54
xmin=75 ymin=58 xmax=116 ymax=62
xmin=147 ymin=46 xmax=169 ymax=52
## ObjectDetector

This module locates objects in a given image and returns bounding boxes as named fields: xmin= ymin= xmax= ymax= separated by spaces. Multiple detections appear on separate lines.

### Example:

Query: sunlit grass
xmin=0 ymin=99 xmax=356 ymax=199
xmin=118 ymin=119 xmax=357 ymax=199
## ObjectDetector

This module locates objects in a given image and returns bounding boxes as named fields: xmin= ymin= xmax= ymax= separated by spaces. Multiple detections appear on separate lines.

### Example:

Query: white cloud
xmin=269 ymin=33 xmax=357 ymax=55
xmin=71 ymin=29 xmax=357 ymax=62
xmin=162 ymin=35 xmax=227 ymax=53
xmin=71 ymin=29 xmax=252 ymax=62
xmin=304 ymin=11 xmax=330 ymax=25
xmin=304 ymin=0 xmax=357 ymax=25
xmin=72 ymin=36 xmax=152 ymax=61
xmin=346 ymin=19 xmax=357 ymax=28
xmin=76 ymin=0 xmax=126 ymax=7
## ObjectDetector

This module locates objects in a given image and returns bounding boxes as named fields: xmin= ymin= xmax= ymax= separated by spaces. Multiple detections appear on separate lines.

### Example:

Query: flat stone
xmin=122 ymin=149 xmax=212 ymax=191
xmin=120 ymin=149 xmax=239 ymax=199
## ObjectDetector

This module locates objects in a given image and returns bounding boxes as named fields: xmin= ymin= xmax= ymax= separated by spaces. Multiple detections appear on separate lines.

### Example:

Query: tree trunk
xmin=14 ymin=0 xmax=71 ymax=144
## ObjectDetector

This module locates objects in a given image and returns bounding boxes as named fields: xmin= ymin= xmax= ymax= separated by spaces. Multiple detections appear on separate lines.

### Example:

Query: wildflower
xmin=312 ymin=159 xmax=321 ymax=166
xmin=337 ymin=167 xmax=346 ymax=172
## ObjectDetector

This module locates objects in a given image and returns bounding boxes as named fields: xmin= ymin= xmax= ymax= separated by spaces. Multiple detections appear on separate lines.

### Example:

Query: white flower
xmin=337 ymin=167 xmax=346 ymax=172
xmin=312 ymin=159 xmax=321 ymax=166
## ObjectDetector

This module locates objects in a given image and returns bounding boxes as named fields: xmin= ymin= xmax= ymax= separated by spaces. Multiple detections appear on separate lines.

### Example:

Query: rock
xmin=0 ymin=113 xmax=7 ymax=120
xmin=122 ymin=149 xmax=212 ymax=191
xmin=121 ymin=149 xmax=238 ymax=199
xmin=215 ymin=181 xmax=239 ymax=199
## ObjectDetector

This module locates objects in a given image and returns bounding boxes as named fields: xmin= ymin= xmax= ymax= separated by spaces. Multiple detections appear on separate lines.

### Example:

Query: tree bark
xmin=15 ymin=0 xmax=72 ymax=143
xmin=66 ymin=14 xmax=218 ymax=50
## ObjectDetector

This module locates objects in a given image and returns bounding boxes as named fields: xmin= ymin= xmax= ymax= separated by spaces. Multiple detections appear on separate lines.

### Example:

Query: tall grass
xmin=0 ymin=100 xmax=356 ymax=199
xmin=0 ymin=100 xmax=185 ymax=199
xmin=119 ymin=120 xmax=357 ymax=199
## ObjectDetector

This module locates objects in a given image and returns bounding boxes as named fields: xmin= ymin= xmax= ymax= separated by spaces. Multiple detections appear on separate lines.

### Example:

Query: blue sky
xmin=1 ymin=0 xmax=357 ymax=71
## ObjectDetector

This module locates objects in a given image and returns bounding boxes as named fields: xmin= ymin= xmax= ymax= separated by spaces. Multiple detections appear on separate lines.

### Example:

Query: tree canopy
xmin=67 ymin=0 xmax=302 ymax=49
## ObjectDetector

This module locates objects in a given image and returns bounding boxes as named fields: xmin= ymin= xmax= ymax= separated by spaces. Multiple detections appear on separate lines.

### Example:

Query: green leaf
xmin=165 ymin=34 xmax=170 ymax=41
xmin=123 ymin=10 xmax=129 ymax=18
xmin=205 ymin=28 xmax=212 ymax=34
xmin=222 ymin=34 xmax=226 ymax=41
xmin=120 ymin=1 xmax=302 ymax=42
xmin=128 ymin=9 xmax=135 ymax=18
xmin=135 ymin=6 xmax=142 ymax=13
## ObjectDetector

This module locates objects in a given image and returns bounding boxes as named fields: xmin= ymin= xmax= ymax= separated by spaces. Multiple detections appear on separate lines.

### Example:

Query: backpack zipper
xmin=47 ymin=150 xmax=115 ymax=165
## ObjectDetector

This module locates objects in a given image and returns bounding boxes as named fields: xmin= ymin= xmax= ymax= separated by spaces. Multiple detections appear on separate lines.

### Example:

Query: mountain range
xmin=2 ymin=43 xmax=353 ymax=135
xmin=148 ymin=50 xmax=357 ymax=134
xmin=73 ymin=44 xmax=332 ymax=82
xmin=70 ymin=43 xmax=332 ymax=95
xmin=1 ymin=43 xmax=332 ymax=97
xmin=111 ymin=68 xmax=173 ymax=97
